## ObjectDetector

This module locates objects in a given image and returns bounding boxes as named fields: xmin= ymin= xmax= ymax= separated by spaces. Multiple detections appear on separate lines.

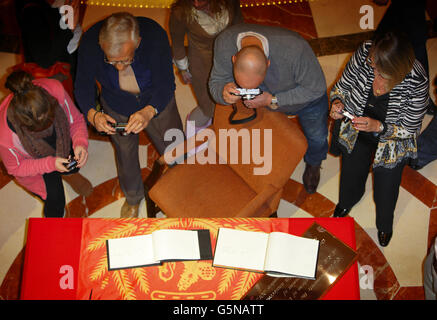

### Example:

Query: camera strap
xmin=228 ymin=104 xmax=257 ymax=125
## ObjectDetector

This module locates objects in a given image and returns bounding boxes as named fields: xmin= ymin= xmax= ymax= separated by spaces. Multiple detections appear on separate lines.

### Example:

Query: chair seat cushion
xmin=149 ymin=163 xmax=263 ymax=218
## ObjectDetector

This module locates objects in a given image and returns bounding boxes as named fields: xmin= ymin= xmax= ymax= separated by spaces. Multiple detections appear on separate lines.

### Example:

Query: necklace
xmin=373 ymin=76 xmax=388 ymax=96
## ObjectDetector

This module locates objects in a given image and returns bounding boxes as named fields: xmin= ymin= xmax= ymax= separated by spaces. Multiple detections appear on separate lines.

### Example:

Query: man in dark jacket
xmin=74 ymin=12 xmax=183 ymax=217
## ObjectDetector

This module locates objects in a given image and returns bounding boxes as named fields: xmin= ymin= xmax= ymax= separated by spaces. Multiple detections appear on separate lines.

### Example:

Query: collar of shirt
xmin=236 ymin=31 xmax=269 ymax=58
xmin=193 ymin=7 xmax=229 ymax=36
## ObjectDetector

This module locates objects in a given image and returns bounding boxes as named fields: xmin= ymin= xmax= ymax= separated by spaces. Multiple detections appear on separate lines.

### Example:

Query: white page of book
xmin=213 ymin=228 xmax=269 ymax=272
xmin=107 ymin=234 xmax=158 ymax=270
xmin=152 ymin=229 xmax=201 ymax=261
xmin=264 ymin=232 xmax=319 ymax=278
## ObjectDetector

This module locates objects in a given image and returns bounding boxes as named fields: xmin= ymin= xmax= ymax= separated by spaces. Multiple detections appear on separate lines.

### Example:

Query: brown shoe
xmin=303 ymin=163 xmax=321 ymax=194
xmin=62 ymin=172 xmax=93 ymax=197
xmin=120 ymin=200 xmax=140 ymax=218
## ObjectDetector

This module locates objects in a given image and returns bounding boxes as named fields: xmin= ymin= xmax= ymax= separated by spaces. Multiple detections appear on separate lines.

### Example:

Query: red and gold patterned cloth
xmin=20 ymin=217 xmax=359 ymax=300
xmin=77 ymin=218 xmax=289 ymax=300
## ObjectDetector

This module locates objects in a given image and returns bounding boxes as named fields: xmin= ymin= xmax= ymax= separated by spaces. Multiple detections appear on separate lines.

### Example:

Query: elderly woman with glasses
xmin=329 ymin=31 xmax=429 ymax=247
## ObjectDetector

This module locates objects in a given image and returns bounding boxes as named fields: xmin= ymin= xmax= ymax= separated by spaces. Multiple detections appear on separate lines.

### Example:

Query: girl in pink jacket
xmin=0 ymin=71 xmax=91 ymax=217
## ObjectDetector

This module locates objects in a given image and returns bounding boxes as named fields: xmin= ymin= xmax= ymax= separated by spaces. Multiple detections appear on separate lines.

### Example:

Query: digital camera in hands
xmin=64 ymin=157 xmax=78 ymax=171
xmin=232 ymin=88 xmax=262 ymax=100
xmin=110 ymin=122 xmax=128 ymax=135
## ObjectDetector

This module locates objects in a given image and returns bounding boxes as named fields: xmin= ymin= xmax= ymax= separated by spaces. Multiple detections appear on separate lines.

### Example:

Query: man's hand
xmin=87 ymin=109 xmax=116 ymax=135
xmin=125 ymin=105 xmax=156 ymax=134
xmin=223 ymin=82 xmax=241 ymax=104
xmin=243 ymin=92 xmax=272 ymax=109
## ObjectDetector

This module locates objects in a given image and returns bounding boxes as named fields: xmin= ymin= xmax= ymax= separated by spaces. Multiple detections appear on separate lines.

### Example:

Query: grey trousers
xmin=424 ymin=241 xmax=437 ymax=300
xmin=101 ymin=96 xmax=183 ymax=205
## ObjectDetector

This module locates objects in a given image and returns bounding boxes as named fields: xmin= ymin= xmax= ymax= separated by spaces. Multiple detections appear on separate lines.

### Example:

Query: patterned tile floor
xmin=0 ymin=0 xmax=436 ymax=300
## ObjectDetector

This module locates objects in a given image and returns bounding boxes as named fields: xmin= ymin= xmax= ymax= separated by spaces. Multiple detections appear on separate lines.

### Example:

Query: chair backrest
xmin=210 ymin=102 xmax=308 ymax=196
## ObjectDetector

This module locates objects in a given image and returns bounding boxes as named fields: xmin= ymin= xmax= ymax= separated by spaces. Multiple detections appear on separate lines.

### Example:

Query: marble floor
xmin=1 ymin=0 xmax=437 ymax=300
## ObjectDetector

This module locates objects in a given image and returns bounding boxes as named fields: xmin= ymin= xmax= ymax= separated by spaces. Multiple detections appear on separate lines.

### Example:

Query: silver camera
xmin=232 ymin=88 xmax=262 ymax=100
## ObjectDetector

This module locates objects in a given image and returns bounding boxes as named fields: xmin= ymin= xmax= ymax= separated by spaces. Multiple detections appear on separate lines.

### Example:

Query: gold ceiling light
xmin=81 ymin=0 xmax=311 ymax=9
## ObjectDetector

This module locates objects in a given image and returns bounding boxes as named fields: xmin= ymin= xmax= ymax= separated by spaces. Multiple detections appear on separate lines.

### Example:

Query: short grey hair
xmin=99 ymin=12 xmax=140 ymax=56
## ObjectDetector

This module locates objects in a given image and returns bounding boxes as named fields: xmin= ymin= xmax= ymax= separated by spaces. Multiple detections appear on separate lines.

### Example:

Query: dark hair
xmin=5 ymin=71 xmax=57 ymax=132
xmin=370 ymin=31 xmax=415 ymax=90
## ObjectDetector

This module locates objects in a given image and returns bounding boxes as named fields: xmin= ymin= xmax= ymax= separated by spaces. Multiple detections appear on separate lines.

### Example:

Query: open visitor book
xmin=243 ymin=222 xmax=358 ymax=300
xmin=213 ymin=228 xmax=320 ymax=279
xmin=106 ymin=229 xmax=212 ymax=271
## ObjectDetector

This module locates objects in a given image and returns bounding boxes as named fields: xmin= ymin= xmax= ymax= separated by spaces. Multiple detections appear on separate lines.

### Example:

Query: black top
xmin=358 ymin=89 xmax=390 ymax=146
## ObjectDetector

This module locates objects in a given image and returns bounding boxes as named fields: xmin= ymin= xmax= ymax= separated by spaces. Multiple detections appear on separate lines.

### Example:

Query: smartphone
xmin=340 ymin=110 xmax=355 ymax=120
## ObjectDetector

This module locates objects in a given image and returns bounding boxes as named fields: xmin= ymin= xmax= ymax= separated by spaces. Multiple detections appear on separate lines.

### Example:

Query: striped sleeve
xmin=330 ymin=41 xmax=370 ymax=105
xmin=381 ymin=61 xmax=429 ymax=139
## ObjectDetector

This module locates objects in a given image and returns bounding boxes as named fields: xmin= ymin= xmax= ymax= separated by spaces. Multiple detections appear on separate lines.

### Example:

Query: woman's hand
xmin=55 ymin=157 xmax=71 ymax=173
xmin=74 ymin=145 xmax=88 ymax=168
xmin=180 ymin=70 xmax=192 ymax=84
xmin=330 ymin=99 xmax=345 ymax=120
xmin=352 ymin=117 xmax=382 ymax=132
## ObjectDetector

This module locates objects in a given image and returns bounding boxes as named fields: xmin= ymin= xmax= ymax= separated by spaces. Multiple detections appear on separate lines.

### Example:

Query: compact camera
xmin=232 ymin=88 xmax=262 ymax=100
xmin=111 ymin=122 xmax=128 ymax=135
xmin=64 ymin=158 xmax=78 ymax=171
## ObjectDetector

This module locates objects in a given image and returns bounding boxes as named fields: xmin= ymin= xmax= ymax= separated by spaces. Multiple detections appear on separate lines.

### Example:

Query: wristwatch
xmin=379 ymin=122 xmax=385 ymax=133
xmin=270 ymin=96 xmax=279 ymax=110
xmin=150 ymin=106 xmax=159 ymax=117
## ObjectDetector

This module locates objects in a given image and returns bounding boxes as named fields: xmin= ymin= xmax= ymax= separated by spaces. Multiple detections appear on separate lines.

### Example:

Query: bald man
xmin=209 ymin=23 xmax=328 ymax=194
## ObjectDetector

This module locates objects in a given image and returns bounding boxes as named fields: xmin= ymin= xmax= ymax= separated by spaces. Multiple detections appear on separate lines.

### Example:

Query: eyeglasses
xmin=104 ymin=56 xmax=134 ymax=66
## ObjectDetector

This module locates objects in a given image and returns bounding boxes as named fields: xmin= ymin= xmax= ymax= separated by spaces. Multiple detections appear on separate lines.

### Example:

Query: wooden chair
xmin=148 ymin=102 xmax=307 ymax=218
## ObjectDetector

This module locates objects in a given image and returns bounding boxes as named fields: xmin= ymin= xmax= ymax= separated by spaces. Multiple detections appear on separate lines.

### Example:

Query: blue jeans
xmin=286 ymin=93 xmax=329 ymax=166
xmin=417 ymin=114 xmax=437 ymax=168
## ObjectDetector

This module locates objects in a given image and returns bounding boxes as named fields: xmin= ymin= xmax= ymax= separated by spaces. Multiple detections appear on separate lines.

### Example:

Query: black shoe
xmin=333 ymin=205 xmax=351 ymax=217
xmin=409 ymin=164 xmax=424 ymax=171
xmin=378 ymin=231 xmax=393 ymax=247
xmin=303 ymin=163 xmax=321 ymax=194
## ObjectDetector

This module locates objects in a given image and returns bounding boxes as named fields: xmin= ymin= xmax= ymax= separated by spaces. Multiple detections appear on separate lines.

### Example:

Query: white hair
xmin=99 ymin=12 xmax=140 ymax=56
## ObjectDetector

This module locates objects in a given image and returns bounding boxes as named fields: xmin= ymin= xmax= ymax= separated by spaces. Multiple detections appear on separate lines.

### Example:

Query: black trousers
xmin=338 ymin=137 xmax=406 ymax=233
xmin=42 ymin=171 xmax=66 ymax=218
